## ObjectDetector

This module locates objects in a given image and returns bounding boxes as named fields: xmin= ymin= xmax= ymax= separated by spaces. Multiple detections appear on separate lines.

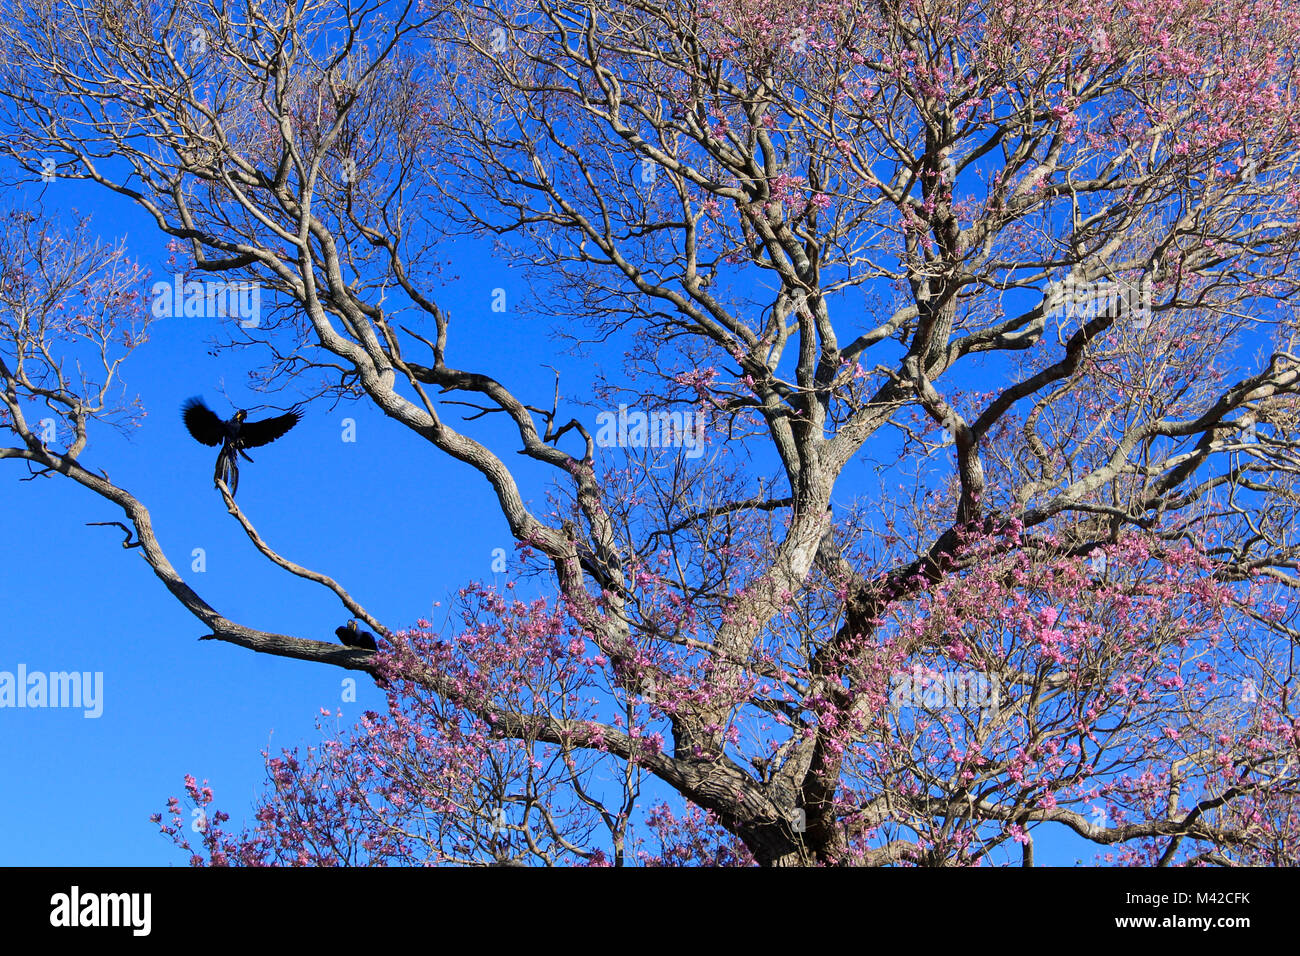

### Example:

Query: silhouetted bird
xmin=182 ymin=397 xmax=300 ymax=497
xmin=335 ymin=619 xmax=379 ymax=651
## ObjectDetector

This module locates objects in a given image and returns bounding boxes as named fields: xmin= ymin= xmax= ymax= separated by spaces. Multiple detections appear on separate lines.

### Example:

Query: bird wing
xmin=239 ymin=409 xmax=301 ymax=448
xmin=335 ymin=626 xmax=354 ymax=646
xmin=182 ymin=397 xmax=227 ymax=446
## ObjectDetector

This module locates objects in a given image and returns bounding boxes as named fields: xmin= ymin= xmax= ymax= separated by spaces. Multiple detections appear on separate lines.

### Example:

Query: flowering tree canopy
xmin=2 ymin=0 xmax=1299 ymax=864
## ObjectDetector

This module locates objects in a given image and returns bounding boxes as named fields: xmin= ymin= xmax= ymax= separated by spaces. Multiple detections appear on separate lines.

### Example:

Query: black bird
xmin=335 ymin=619 xmax=379 ymax=651
xmin=182 ymin=397 xmax=300 ymax=497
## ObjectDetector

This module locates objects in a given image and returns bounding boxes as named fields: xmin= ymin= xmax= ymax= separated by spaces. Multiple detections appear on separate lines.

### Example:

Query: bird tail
xmin=215 ymin=449 xmax=240 ymax=497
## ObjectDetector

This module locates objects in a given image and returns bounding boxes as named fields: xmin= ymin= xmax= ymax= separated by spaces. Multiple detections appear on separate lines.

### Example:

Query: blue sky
xmin=0 ymin=176 xmax=578 ymax=863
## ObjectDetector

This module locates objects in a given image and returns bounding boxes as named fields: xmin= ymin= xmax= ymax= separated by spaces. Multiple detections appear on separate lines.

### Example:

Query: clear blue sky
xmin=0 ymin=175 xmax=577 ymax=864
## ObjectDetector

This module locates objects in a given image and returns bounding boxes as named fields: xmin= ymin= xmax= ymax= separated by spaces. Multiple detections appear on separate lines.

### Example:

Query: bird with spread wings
xmin=181 ymin=397 xmax=301 ymax=497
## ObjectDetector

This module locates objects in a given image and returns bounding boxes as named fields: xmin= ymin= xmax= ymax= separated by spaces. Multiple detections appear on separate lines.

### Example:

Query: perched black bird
xmin=336 ymin=619 xmax=379 ymax=651
xmin=182 ymin=397 xmax=300 ymax=497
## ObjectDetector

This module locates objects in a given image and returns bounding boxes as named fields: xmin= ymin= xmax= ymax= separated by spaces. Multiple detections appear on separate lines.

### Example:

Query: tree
xmin=3 ymin=0 xmax=1300 ymax=865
